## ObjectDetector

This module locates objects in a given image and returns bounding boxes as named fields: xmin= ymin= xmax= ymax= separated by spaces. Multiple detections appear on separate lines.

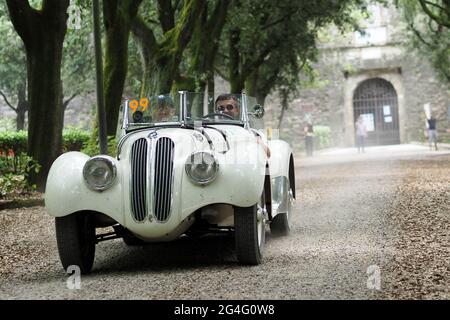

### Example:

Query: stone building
xmin=264 ymin=3 xmax=450 ymax=151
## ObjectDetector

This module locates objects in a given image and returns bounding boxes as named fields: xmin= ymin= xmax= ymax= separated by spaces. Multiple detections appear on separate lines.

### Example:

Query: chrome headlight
xmin=83 ymin=155 xmax=117 ymax=191
xmin=185 ymin=152 xmax=219 ymax=185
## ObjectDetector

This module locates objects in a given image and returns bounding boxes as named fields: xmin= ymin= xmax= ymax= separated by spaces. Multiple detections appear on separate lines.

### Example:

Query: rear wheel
xmin=55 ymin=212 xmax=96 ymax=274
xmin=234 ymin=190 xmax=267 ymax=265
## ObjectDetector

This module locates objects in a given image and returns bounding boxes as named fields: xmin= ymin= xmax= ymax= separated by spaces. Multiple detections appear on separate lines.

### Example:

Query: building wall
xmin=263 ymin=3 xmax=450 ymax=151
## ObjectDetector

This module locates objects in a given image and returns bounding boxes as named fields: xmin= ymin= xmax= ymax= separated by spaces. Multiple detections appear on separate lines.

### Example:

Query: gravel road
xmin=0 ymin=145 xmax=448 ymax=299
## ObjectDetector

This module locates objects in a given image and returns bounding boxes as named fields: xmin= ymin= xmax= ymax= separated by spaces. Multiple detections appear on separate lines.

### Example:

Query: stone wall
xmin=262 ymin=2 xmax=450 ymax=151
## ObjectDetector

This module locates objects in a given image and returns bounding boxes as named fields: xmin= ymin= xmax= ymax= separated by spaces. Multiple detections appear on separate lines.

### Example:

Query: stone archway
xmin=353 ymin=78 xmax=400 ymax=145
xmin=343 ymin=71 xmax=405 ymax=147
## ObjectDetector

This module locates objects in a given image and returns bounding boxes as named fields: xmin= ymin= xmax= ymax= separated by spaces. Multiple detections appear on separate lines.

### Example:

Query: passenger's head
xmin=215 ymin=94 xmax=240 ymax=119
xmin=154 ymin=95 xmax=175 ymax=122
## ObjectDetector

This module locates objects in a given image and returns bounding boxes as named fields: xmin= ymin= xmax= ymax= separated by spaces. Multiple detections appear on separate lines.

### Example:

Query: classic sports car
xmin=45 ymin=92 xmax=295 ymax=273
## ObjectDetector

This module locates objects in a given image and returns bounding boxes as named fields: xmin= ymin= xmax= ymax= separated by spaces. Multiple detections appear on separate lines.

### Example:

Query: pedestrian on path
xmin=304 ymin=122 xmax=314 ymax=156
xmin=427 ymin=116 xmax=438 ymax=151
xmin=355 ymin=115 xmax=367 ymax=153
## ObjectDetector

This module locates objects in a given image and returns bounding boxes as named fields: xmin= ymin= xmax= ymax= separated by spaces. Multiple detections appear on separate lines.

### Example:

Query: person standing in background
xmin=304 ymin=122 xmax=314 ymax=157
xmin=427 ymin=116 xmax=438 ymax=151
xmin=355 ymin=115 xmax=368 ymax=153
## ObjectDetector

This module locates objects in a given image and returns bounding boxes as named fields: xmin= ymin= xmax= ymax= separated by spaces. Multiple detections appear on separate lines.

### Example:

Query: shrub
xmin=0 ymin=128 xmax=91 ymax=156
xmin=62 ymin=128 xmax=91 ymax=152
xmin=0 ymin=153 xmax=40 ymax=197
xmin=81 ymin=135 xmax=118 ymax=156
xmin=0 ymin=129 xmax=91 ymax=177
xmin=313 ymin=125 xmax=331 ymax=149
xmin=0 ymin=130 xmax=28 ymax=155
xmin=81 ymin=126 xmax=117 ymax=156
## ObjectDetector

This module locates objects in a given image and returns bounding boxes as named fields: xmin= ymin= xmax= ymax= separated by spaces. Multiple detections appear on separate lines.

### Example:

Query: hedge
xmin=0 ymin=129 xmax=91 ymax=156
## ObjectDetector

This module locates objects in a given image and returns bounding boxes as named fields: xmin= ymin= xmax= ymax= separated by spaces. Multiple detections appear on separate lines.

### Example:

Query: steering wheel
xmin=202 ymin=112 xmax=234 ymax=120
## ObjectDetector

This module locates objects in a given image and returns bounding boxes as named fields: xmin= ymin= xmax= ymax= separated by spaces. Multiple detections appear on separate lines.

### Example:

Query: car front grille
xmin=130 ymin=138 xmax=148 ymax=222
xmin=153 ymin=137 xmax=175 ymax=222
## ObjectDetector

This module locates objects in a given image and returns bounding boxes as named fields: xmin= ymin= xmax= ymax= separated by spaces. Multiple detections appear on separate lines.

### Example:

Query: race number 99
xmin=129 ymin=98 xmax=149 ymax=113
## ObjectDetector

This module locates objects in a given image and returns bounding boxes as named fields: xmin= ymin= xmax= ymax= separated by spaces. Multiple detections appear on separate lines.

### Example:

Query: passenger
xmin=154 ymin=95 xmax=175 ymax=122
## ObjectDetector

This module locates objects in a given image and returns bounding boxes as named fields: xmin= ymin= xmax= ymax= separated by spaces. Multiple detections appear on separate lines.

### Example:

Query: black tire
xmin=55 ymin=212 xmax=96 ymax=274
xmin=235 ymin=192 xmax=266 ymax=265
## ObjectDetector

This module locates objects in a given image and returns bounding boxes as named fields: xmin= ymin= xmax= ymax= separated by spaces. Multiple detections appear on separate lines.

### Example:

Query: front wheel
xmin=55 ymin=212 xmax=96 ymax=274
xmin=234 ymin=191 xmax=267 ymax=265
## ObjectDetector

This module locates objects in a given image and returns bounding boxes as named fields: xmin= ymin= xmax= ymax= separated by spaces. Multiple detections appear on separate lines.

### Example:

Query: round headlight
xmin=83 ymin=156 xmax=117 ymax=191
xmin=185 ymin=152 xmax=219 ymax=185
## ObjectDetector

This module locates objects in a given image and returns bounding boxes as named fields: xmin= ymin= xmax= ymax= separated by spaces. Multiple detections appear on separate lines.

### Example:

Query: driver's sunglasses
xmin=217 ymin=104 xmax=236 ymax=112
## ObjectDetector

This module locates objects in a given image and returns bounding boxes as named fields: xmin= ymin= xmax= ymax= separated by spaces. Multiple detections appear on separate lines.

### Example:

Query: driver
xmin=215 ymin=94 xmax=240 ymax=119
xmin=215 ymin=93 xmax=270 ymax=158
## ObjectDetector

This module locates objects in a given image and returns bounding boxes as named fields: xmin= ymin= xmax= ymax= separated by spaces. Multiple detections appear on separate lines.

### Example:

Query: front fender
xmin=44 ymin=152 xmax=125 ymax=225
xmin=179 ymin=140 xmax=266 ymax=218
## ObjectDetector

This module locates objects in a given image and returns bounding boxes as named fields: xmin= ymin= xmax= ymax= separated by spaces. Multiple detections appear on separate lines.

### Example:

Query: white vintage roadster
xmin=45 ymin=92 xmax=295 ymax=273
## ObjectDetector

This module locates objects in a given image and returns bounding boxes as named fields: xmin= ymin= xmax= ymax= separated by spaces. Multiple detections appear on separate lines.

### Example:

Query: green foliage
xmin=81 ymin=125 xmax=118 ymax=156
xmin=81 ymin=135 xmax=118 ymax=157
xmin=62 ymin=128 xmax=91 ymax=152
xmin=313 ymin=125 xmax=331 ymax=149
xmin=395 ymin=0 xmax=450 ymax=83
xmin=218 ymin=0 xmax=368 ymax=100
xmin=0 ymin=132 xmax=34 ymax=196
xmin=0 ymin=0 xmax=95 ymax=119
xmin=62 ymin=0 xmax=95 ymax=100
xmin=0 ymin=117 xmax=17 ymax=132
xmin=0 ymin=130 xmax=27 ymax=155
xmin=0 ymin=129 xmax=91 ymax=155
xmin=0 ymin=2 xmax=27 ymax=109
xmin=0 ymin=153 xmax=40 ymax=197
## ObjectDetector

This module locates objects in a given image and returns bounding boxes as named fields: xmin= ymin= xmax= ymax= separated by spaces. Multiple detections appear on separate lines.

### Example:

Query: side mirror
xmin=250 ymin=104 xmax=265 ymax=119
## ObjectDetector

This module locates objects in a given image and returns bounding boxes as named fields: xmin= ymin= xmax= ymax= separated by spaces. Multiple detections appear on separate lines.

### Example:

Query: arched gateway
xmin=353 ymin=78 xmax=400 ymax=146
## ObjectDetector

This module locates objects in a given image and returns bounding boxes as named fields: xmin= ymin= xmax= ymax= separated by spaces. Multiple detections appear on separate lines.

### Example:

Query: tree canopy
xmin=1 ymin=0 xmax=381 ymax=188
xmin=396 ymin=0 xmax=450 ymax=83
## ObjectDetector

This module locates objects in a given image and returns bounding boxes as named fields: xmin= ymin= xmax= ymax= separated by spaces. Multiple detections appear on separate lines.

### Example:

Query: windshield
xmin=124 ymin=92 xmax=251 ymax=129
xmin=126 ymin=94 xmax=180 ymax=127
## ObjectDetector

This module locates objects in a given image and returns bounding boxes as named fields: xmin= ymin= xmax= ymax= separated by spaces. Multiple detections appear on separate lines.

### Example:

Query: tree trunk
xmin=6 ymin=0 xmax=70 ymax=190
xmin=103 ymin=0 xmax=142 ymax=136
xmin=16 ymin=83 xmax=28 ymax=131
xmin=132 ymin=0 xmax=206 ymax=97
xmin=26 ymin=34 xmax=65 ymax=189
xmin=143 ymin=57 xmax=178 ymax=96
xmin=246 ymin=70 xmax=259 ymax=98
xmin=245 ymin=69 xmax=269 ymax=105
xmin=189 ymin=0 xmax=230 ymax=94
xmin=277 ymin=89 xmax=289 ymax=129
xmin=229 ymin=28 xmax=245 ymax=93
xmin=255 ymin=93 xmax=267 ymax=106
xmin=207 ymin=72 xmax=215 ymax=95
